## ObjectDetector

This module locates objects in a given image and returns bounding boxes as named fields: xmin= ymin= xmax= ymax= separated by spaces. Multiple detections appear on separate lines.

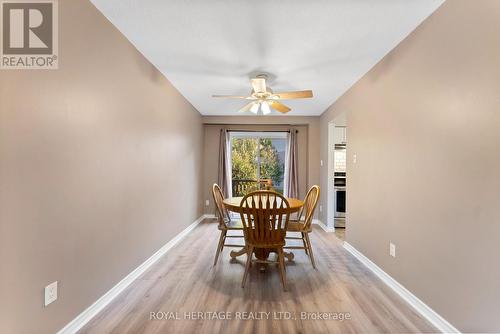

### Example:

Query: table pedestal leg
xmin=229 ymin=247 xmax=294 ymax=263
xmin=230 ymin=247 xmax=247 ymax=258
xmin=284 ymin=251 xmax=294 ymax=261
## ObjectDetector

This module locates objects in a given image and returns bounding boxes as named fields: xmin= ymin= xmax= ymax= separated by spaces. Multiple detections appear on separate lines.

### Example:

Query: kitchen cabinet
xmin=334 ymin=126 xmax=347 ymax=144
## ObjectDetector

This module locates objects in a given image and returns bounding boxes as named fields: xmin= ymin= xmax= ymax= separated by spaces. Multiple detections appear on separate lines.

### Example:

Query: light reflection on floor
xmin=334 ymin=227 xmax=345 ymax=241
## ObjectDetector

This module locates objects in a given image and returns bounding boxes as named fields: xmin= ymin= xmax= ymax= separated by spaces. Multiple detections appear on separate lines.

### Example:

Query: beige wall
xmin=202 ymin=116 xmax=320 ymax=215
xmin=320 ymin=0 xmax=500 ymax=332
xmin=0 ymin=1 xmax=203 ymax=333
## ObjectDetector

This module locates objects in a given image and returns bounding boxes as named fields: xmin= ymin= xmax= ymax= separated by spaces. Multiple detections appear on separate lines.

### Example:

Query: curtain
xmin=218 ymin=128 xmax=232 ymax=198
xmin=284 ymin=129 xmax=299 ymax=198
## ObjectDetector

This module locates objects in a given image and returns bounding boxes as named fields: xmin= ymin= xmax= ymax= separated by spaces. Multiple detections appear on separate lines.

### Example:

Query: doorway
xmin=327 ymin=113 xmax=347 ymax=240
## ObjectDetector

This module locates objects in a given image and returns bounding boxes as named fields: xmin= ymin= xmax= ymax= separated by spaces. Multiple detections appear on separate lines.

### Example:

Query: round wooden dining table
xmin=223 ymin=196 xmax=304 ymax=213
xmin=222 ymin=196 xmax=304 ymax=262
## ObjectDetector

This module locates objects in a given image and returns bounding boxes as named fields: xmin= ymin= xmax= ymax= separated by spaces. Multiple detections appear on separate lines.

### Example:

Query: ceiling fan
xmin=212 ymin=74 xmax=313 ymax=114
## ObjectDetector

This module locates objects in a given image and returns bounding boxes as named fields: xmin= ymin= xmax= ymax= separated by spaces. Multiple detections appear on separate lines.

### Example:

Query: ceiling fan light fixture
xmin=261 ymin=101 xmax=271 ymax=115
xmin=213 ymin=76 xmax=313 ymax=114
xmin=250 ymin=103 xmax=259 ymax=114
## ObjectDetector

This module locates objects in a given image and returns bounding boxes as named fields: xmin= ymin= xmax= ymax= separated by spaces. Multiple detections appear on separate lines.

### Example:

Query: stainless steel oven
xmin=334 ymin=187 xmax=346 ymax=219
xmin=334 ymin=171 xmax=346 ymax=227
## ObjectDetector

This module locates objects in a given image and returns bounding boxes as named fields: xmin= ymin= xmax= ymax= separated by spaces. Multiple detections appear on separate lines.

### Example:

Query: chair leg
xmin=301 ymin=232 xmax=309 ymax=255
xmin=305 ymin=233 xmax=317 ymax=269
xmin=277 ymin=248 xmax=288 ymax=291
xmin=241 ymin=246 xmax=253 ymax=288
xmin=213 ymin=230 xmax=226 ymax=266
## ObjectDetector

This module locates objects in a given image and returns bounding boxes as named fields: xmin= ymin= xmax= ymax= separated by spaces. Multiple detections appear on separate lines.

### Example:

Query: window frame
xmin=228 ymin=131 xmax=288 ymax=194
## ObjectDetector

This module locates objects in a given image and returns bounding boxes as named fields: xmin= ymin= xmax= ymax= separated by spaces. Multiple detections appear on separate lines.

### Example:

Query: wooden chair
xmin=258 ymin=179 xmax=275 ymax=192
xmin=212 ymin=184 xmax=244 ymax=266
xmin=245 ymin=179 xmax=275 ymax=194
xmin=285 ymin=185 xmax=320 ymax=269
xmin=239 ymin=191 xmax=295 ymax=291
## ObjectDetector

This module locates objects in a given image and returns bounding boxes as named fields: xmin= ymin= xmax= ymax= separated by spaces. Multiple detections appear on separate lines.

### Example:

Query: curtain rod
xmin=225 ymin=129 xmax=298 ymax=133
xmin=205 ymin=123 xmax=308 ymax=127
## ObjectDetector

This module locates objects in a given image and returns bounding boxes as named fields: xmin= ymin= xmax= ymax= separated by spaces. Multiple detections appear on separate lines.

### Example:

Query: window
xmin=229 ymin=131 xmax=287 ymax=196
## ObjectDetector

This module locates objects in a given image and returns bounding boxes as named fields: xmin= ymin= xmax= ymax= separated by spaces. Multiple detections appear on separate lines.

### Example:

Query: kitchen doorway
xmin=327 ymin=113 xmax=347 ymax=240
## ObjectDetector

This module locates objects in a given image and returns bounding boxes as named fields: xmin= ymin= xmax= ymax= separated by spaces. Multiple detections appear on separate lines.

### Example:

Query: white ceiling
xmin=90 ymin=0 xmax=444 ymax=116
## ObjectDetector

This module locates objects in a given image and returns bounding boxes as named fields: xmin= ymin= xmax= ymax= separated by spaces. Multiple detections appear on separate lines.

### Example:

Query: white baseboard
xmin=343 ymin=242 xmax=460 ymax=334
xmin=313 ymin=219 xmax=335 ymax=232
xmin=57 ymin=214 xmax=210 ymax=334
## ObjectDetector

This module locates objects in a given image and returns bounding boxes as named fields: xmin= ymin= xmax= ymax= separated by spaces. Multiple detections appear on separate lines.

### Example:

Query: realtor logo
xmin=1 ymin=0 xmax=58 ymax=69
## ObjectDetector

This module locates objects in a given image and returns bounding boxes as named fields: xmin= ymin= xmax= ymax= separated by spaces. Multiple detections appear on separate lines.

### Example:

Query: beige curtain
xmin=218 ymin=128 xmax=232 ymax=197
xmin=284 ymin=129 xmax=299 ymax=198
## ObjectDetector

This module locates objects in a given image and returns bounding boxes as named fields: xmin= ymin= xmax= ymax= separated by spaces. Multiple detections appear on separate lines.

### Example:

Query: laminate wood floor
xmin=334 ymin=227 xmax=345 ymax=241
xmin=79 ymin=219 xmax=438 ymax=334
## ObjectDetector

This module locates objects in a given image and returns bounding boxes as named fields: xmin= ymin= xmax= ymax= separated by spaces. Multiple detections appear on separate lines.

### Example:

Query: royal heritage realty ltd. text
xmin=149 ymin=311 xmax=352 ymax=321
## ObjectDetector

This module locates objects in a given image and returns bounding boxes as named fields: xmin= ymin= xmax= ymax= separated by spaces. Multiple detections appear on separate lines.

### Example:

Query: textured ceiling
xmin=91 ymin=0 xmax=444 ymax=116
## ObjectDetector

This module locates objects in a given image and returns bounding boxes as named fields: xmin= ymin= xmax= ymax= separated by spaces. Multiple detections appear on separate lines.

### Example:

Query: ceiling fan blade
xmin=269 ymin=101 xmax=291 ymax=113
xmin=212 ymin=95 xmax=254 ymax=99
xmin=238 ymin=102 xmax=257 ymax=113
xmin=272 ymin=90 xmax=313 ymax=99
xmin=251 ymin=78 xmax=267 ymax=93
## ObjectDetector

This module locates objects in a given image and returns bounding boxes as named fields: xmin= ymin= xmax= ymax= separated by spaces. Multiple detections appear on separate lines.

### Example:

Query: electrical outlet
xmin=44 ymin=281 xmax=58 ymax=306
xmin=320 ymin=160 xmax=323 ymax=167
xmin=319 ymin=205 xmax=323 ymax=212
xmin=205 ymin=200 xmax=209 ymax=207
xmin=389 ymin=242 xmax=396 ymax=257
xmin=353 ymin=154 xmax=357 ymax=164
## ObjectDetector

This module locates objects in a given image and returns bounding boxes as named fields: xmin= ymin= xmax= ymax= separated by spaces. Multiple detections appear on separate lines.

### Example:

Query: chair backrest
xmin=258 ymin=179 xmax=273 ymax=190
xmin=297 ymin=185 xmax=320 ymax=229
xmin=212 ymin=183 xmax=230 ymax=227
xmin=239 ymin=191 xmax=294 ymax=246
